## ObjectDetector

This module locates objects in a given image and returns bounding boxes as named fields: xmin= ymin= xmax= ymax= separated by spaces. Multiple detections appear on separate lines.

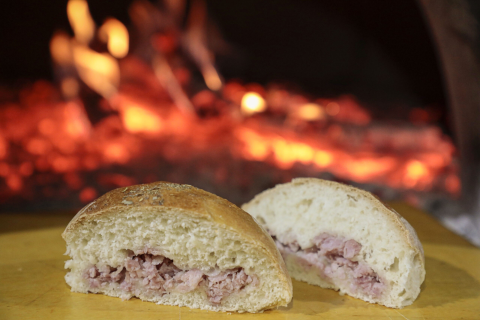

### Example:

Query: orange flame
xmin=273 ymin=140 xmax=315 ymax=168
xmin=314 ymin=150 xmax=334 ymax=167
xmin=241 ymin=92 xmax=266 ymax=115
xmin=235 ymin=126 xmax=445 ymax=190
xmin=343 ymin=157 xmax=397 ymax=181
xmin=67 ymin=0 xmax=95 ymax=44
xmin=50 ymin=31 xmax=73 ymax=65
xmin=297 ymin=103 xmax=325 ymax=121
xmin=99 ymin=18 xmax=129 ymax=59
xmin=404 ymin=160 xmax=430 ymax=187
xmin=104 ymin=143 xmax=130 ymax=164
xmin=236 ymin=129 xmax=269 ymax=161
xmin=236 ymin=128 xmax=328 ymax=169
xmin=121 ymin=105 xmax=163 ymax=134
xmin=73 ymin=45 xmax=120 ymax=98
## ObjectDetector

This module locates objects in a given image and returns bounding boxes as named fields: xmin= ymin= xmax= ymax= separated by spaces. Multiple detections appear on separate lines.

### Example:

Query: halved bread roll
xmin=62 ymin=181 xmax=292 ymax=313
xmin=242 ymin=178 xmax=425 ymax=308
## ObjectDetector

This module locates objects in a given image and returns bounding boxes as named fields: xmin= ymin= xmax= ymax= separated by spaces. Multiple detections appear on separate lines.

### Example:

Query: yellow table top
xmin=1 ymin=203 xmax=480 ymax=319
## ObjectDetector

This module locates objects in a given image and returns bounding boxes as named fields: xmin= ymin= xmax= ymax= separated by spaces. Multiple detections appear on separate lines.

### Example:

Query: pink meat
xmin=274 ymin=232 xmax=386 ymax=298
xmin=205 ymin=268 xmax=257 ymax=304
xmin=175 ymin=269 xmax=204 ymax=293
xmin=344 ymin=239 xmax=362 ymax=259
xmin=83 ymin=250 xmax=259 ymax=305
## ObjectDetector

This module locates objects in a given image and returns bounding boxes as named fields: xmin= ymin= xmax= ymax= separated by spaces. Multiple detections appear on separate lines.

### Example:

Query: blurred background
xmin=0 ymin=0 xmax=479 ymax=245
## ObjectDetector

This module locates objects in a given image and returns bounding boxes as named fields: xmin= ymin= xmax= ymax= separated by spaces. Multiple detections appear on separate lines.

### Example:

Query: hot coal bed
xmin=1 ymin=0 xmax=478 ymax=243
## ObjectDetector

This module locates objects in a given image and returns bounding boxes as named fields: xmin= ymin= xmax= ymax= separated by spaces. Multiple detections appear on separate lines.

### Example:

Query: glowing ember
xmin=64 ymin=102 xmax=91 ymax=139
xmin=314 ymin=151 xmax=334 ymax=168
xmin=343 ymin=157 xmax=397 ymax=182
xmin=0 ymin=0 xmax=460 ymax=209
xmin=79 ymin=187 xmax=97 ymax=202
xmin=326 ymin=102 xmax=340 ymax=116
xmin=121 ymin=105 xmax=163 ymax=134
xmin=404 ymin=160 xmax=430 ymax=188
xmin=297 ymin=103 xmax=325 ymax=121
xmin=0 ymin=134 xmax=6 ymax=159
xmin=104 ymin=143 xmax=130 ymax=164
xmin=241 ymin=92 xmax=266 ymax=115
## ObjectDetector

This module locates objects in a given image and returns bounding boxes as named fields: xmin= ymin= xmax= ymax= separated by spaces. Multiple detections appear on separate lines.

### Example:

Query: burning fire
xmin=99 ymin=18 xmax=129 ymax=59
xmin=296 ymin=103 xmax=325 ymax=121
xmin=0 ymin=0 xmax=460 ymax=208
xmin=241 ymin=93 xmax=267 ymax=115
xmin=67 ymin=0 xmax=95 ymax=44
xmin=121 ymin=105 xmax=163 ymax=134
xmin=73 ymin=45 xmax=120 ymax=99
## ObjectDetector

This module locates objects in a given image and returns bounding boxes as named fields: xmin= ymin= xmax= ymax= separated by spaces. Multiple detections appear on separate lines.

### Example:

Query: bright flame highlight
xmin=73 ymin=45 xmax=120 ymax=98
xmin=99 ymin=18 xmax=129 ymax=58
xmin=122 ymin=106 xmax=163 ymax=134
xmin=67 ymin=0 xmax=95 ymax=44
xmin=297 ymin=103 xmax=325 ymax=121
xmin=404 ymin=160 xmax=429 ymax=187
xmin=344 ymin=157 xmax=396 ymax=181
xmin=314 ymin=151 xmax=333 ymax=167
xmin=241 ymin=92 xmax=266 ymax=115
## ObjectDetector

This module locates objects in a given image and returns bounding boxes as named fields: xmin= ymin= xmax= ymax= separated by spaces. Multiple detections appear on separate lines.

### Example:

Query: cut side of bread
xmin=242 ymin=178 xmax=425 ymax=308
xmin=62 ymin=181 xmax=292 ymax=313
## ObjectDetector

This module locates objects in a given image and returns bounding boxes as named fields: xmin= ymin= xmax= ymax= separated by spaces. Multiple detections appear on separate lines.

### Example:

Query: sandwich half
xmin=62 ymin=181 xmax=292 ymax=313
xmin=242 ymin=178 xmax=425 ymax=308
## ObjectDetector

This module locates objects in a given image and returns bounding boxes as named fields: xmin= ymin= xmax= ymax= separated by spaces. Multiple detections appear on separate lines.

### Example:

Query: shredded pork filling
xmin=83 ymin=250 xmax=259 ymax=304
xmin=273 ymin=232 xmax=386 ymax=298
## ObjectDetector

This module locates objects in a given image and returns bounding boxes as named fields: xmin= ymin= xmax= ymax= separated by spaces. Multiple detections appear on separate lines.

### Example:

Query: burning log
xmin=0 ymin=0 xmax=461 ymax=222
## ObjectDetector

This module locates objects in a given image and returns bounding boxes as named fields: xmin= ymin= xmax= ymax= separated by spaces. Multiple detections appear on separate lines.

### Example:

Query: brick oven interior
xmin=0 ymin=0 xmax=479 ymax=245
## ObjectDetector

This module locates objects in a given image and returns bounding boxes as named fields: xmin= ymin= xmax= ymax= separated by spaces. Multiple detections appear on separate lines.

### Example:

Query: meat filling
xmin=83 ymin=250 xmax=259 ymax=304
xmin=273 ymin=232 xmax=386 ymax=298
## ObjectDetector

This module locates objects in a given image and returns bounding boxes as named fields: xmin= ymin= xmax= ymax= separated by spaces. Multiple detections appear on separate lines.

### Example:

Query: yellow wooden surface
xmin=1 ymin=203 xmax=480 ymax=319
